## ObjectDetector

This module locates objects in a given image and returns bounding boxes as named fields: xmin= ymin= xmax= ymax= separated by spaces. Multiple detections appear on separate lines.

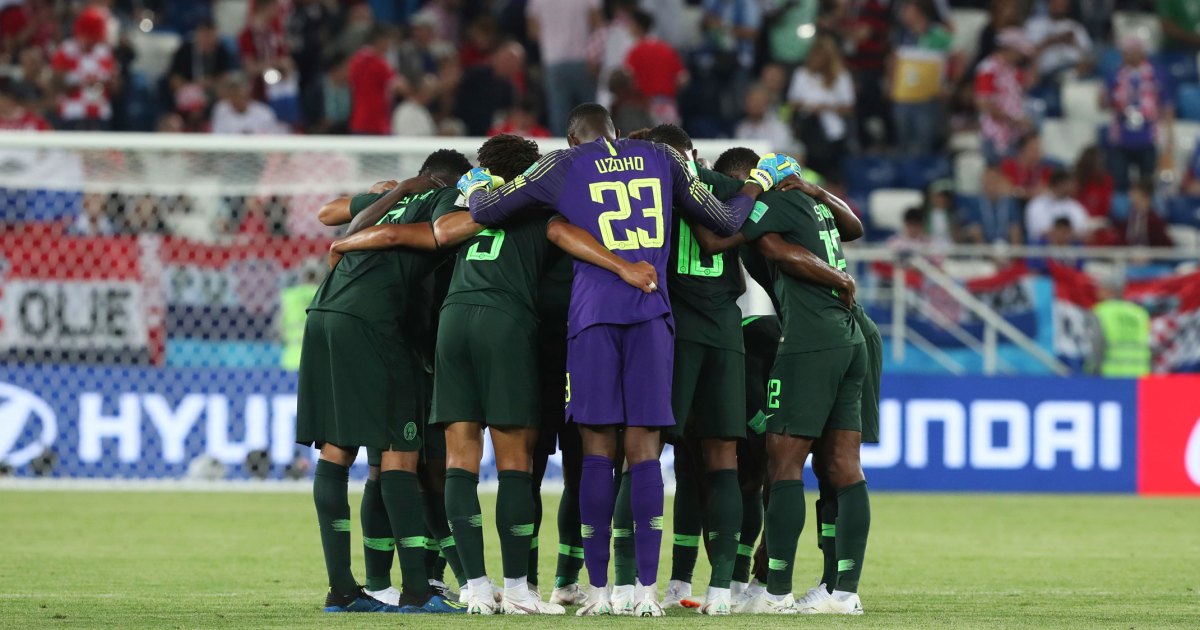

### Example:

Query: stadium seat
xmin=129 ymin=31 xmax=182 ymax=82
xmin=1113 ymin=12 xmax=1163 ymax=53
xmin=954 ymin=151 xmax=985 ymax=195
xmin=1040 ymin=118 xmax=1097 ymax=166
xmin=949 ymin=130 xmax=982 ymax=153
xmin=214 ymin=0 xmax=249 ymax=38
xmin=898 ymin=155 xmax=952 ymax=190
xmin=950 ymin=9 xmax=989 ymax=60
xmin=1061 ymin=80 xmax=1106 ymax=125
xmin=843 ymin=155 xmax=899 ymax=197
xmin=1167 ymin=224 xmax=1199 ymax=249
xmin=1168 ymin=196 xmax=1200 ymax=227
xmin=1097 ymin=46 xmax=1123 ymax=78
xmin=1158 ymin=50 xmax=1200 ymax=86
xmin=1110 ymin=193 xmax=1131 ymax=220
xmin=1178 ymin=85 xmax=1200 ymax=121
xmin=868 ymin=188 xmax=924 ymax=233
xmin=1172 ymin=121 xmax=1200 ymax=178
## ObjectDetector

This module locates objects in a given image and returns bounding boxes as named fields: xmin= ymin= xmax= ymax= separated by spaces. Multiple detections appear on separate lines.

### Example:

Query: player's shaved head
xmin=477 ymin=134 xmax=541 ymax=182
xmin=714 ymin=147 xmax=759 ymax=182
xmin=566 ymin=103 xmax=617 ymax=147
xmin=647 ymin=124 xmax=692 ymax=156
xmin=419 ymin=149 xmax=473 ymax=184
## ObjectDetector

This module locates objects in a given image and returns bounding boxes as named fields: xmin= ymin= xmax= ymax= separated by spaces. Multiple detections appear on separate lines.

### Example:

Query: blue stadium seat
xmin=1098 ymin=47 xmax=1122 ymax=78
xmin=898 ymin=155 xmax=952 ymax=190
xmin=843 ymin=155 xmax=899 ymax=197
xmin=1177 ymin=84 xmax=1200 ymax=121
xmin=1167 ymin=196 xmax=1200 ymax=227
xmin=1158 ymin=51 xmax=1200 ymax=86
xmin=1110 ymin=193 xmax=1131 ymax=220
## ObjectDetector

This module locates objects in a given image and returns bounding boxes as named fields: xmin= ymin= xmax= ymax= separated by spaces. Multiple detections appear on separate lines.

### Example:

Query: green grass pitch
xmin=1 ymin=489 xmax=1198 ymax=629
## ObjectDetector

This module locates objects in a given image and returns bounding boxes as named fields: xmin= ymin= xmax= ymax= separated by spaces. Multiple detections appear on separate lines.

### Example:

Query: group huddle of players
xmin=295 ymin=103 xmax=880 ymax=617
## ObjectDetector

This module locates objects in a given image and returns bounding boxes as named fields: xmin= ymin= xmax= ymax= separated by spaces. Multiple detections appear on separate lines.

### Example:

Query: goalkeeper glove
xmin=457 ymin=167 xmax=505 ymax=198
xmin=747 ymin=153 xmax=799 ymax=191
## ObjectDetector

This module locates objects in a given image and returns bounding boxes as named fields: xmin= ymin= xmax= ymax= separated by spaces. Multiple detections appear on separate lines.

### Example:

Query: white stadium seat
xmin=869 ymin=188 xmax=925 ymax=233
xmin=1168 ymin=224 xmax=1199 ymax=249
xmin=949 ymin=130 xmax=982 ymax=153
xmin=214 ymin=0 xmax=249 ymax=39
xmin=1040 ymin=118 xmax=1097 ymax=166
xmin=942 ymin=259 xmax=998 ymax=280
xmin=1171 ymin=121 xmax=1200 ymax=181
xmin=950 ymin=9 xmax=989 ymax=60
xmin=954 ymin=150 xmax=985 ymax=195
xmin=1113 ymin=12 xmax=1162 ymax=52
xmin=1061 ymin=80 xmax=1106 ymax=125
xmin=129 ymin=31 xmax=182 ymax=82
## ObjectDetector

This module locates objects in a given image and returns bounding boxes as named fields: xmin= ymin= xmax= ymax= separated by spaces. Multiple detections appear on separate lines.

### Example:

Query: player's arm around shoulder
xmin=545 ymin=216 xmax=657 ymax=293
xmin=754 ymin=232 xmax=857 ymax=308
xmin=467 ymin=150 xmax=569 ymax=226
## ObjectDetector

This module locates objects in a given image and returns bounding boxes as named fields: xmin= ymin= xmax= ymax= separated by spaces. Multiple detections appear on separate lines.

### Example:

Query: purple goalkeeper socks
xmin=579 ymin=455 xmax=616 ymax=588
xmin=629 ymin=459 xmax=665 ymax=587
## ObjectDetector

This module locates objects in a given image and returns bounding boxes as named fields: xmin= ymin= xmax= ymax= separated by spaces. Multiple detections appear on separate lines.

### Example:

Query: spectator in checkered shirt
xmin=50 ymin=6 xmax=117 ymax=130
xmin=973 ymin=28 xmax=1035 ymax=164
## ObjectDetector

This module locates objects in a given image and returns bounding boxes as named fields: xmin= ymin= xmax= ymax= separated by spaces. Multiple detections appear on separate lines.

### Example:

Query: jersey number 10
xmin=590 ymin=178 xmax=664 ymax=250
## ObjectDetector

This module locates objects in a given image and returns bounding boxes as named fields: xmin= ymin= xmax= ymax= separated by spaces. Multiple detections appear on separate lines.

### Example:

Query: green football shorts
xmin=764 ymin=342 xmax=867 ymax=439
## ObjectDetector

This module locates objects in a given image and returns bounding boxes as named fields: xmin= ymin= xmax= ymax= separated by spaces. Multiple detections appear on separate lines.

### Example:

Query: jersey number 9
xmin=590 ymin=178 xmax=664 ymax=250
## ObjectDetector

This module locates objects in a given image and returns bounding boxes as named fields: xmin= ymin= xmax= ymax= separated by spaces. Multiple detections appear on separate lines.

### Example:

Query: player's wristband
xmin=747 ymin=168 xmax=774 ymax=192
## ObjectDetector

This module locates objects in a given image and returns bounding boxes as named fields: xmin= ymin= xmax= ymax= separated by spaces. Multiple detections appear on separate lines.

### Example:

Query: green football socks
xmin=444 ymin=468 xmax=487 ymax=580
xmin=380 ymin=470 xmax=431 ymax=599
xmin=834 ymin=481 xmax=870 ymax=593
xmin=764 ymin=479 xmax=805 ymax=597
xmin=817 ymin=478 xmax=839 ymax=591
xmin=704 ymin=469 xmax=742 ymax=589
xmin=313 ymin=460 xmax=358 ymax=597
xmin=612 ymin=472 xmax=636 ymax=587
xmin=528 ymin=485 xmax=543 ymax=586
xmin=733 ymin=487 xmax=763 ymax=584
xmin=421 ymin=482 xmax=466 ymax=588
xmin=360 ymin=477 xmax=395 ymax=592
xmin=555 ymin=485 xmax=585 ymax=588
xmin=670 ymin=466 xmax=702 ymax=583
xmin=496 ymin=470 xmax=536 ymax=581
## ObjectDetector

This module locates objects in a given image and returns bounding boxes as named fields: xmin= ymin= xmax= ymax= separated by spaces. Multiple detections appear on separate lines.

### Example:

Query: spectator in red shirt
xmin=974 ymin=28 xmax=1034 ymax=164
xmin=999 ymin=132 xmax=1054 ymax=202
xmin=1073 ymin=146 xmax=1114 ymax=219
xmin=1112 ymin=178 xmax=1173 ymax=247
xmin=487 ymin=98 xmax=550 ymax=138
xmin=238 ymin=0 xmax=293 ymax=102
xmin=347 ymin=26 xmax=408 ymax=135
xmin=624 ymin=10 xmax=686 ymax=125
xmin=51 ymin=6 xmax=117 ymax=130
xmin=0 ymin=78 xmax=49 ymax=130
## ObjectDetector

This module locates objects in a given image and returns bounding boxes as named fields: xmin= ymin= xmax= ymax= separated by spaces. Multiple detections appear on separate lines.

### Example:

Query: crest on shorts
xmin=403 ymin=422 xmax=417 ymax=442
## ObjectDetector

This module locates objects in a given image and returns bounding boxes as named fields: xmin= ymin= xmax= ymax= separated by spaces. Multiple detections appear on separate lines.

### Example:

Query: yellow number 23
xmin=590 ymin=178 xmax=664 ymax=250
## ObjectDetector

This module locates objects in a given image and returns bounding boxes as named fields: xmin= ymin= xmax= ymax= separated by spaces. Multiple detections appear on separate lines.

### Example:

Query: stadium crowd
xmin=1 ymin=0 xmax=1198 ymax=251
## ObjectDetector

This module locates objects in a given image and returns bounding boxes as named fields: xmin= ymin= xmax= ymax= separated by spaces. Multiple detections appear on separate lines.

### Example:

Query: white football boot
xmin=730 ymin=579 xmax=765 ymax=613
xmin=661 ymin=580 xmax=691 ymax=608
xmin=500 ymin=586 xmax=566 ymax=615
xmin=549 ymin=582 xmax=589 ymax=606
xmin=741 ymin=592 xmax=798 ymax=614
xmin=364 ymin=586 xmax=400 ymax=606
xmin=611 ymin=583 xmax=637 ymax=615
xmin=466 ymin=581 xmax=498 ymax=615
xmin=633 ymin=592 xmax=665 ymax=617
xmin=575 ymin=586 xmax=614 ymax=616
xmin=824 ymin=591 xmax=864 ymax=615
xmin=698 ymin=587 xmax=732 ymax=616
xmin=794 ymin=584 xmax=832 ymax=614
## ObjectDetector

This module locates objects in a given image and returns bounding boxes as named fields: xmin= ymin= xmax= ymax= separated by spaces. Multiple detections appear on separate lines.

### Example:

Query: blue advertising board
xmin=0 ymin=367 xmax=1139 ymax=491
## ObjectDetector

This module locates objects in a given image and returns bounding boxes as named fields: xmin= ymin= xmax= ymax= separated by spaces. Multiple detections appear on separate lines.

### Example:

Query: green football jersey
xmin=432 ymin=202 xmax=555 ymax=319
xmin=536 ymin=250 xmax=573 ymax=337
xmin=739 ymin=189 xmax=863 ymax=354
xmin=667 ymin=166 xmax=746 ymax=352
xmin=306 ymin=187 xmax=454 ymax=334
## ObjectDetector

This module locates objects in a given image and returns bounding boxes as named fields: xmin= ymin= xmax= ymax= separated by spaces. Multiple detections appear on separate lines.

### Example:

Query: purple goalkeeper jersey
xmin=469 ymin=137 xmax=755 ymax=336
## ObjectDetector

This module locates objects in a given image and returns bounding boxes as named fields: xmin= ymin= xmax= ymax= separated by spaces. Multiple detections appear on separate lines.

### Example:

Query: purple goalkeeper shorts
xmin=566 ymin=317 xmax=675 ymax=427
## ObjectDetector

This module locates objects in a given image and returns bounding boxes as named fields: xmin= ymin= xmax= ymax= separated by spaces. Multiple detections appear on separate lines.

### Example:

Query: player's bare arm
xmin=755 ymin=233 xmax=857 ymax=308
xmin=546 ymin=217 xmax=658 ymax=293
xmin=431 ymin=210 xmax=484 ymax=249
xmin=344 ymin=174 xmax=445 ymax=235
xmin=327 ymin=223 xmax=437 ymax=268
xmin=317 ymin=180 xmax=399 ymax=226
xmin=790 ymin=178 xmax=865 ymax=241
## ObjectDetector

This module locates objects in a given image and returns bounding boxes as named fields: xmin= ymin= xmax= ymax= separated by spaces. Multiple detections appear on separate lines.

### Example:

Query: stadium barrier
xmin=2 ymin=365 xmax=1198 ymax=495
